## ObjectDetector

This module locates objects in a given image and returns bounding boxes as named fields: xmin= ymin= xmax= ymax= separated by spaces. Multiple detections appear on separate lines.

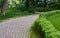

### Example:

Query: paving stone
xmin=0 ymin=15 xmax=39 ymax=38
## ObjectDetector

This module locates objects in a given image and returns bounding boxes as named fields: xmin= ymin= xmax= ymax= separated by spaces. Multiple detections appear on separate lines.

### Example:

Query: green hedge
xmin=31 ymin=10 xmax=60 ymax=38
xmin=37 ymin=17 xmax=60 ymax=38
xmin=40 ymin=10 xmax=60 ymax=17
xmin=35 ymin=7 xmax=53 ymax=12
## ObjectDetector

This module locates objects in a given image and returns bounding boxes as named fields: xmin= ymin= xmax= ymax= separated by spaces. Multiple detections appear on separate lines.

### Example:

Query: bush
xmin=39 ymin=10 xmax=60 ymax=17
xmin=35 ymin=7 xmax=55 ymax=12
xmin=38 ymin=17 xmax=60 ymax=38
xmin=31 ymin=10 xmax=60 ymax=38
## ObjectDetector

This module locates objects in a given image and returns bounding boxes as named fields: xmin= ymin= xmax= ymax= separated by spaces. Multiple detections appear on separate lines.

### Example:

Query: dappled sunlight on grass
xmin=47 ymin=14 xmax=60 ymax=31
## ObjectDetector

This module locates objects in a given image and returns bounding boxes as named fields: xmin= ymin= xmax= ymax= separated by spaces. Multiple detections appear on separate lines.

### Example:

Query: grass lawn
xmin=0 ymin=8 xmax=34 ymax=21
xmin=47 ymin=13 xmax=60 ymax=31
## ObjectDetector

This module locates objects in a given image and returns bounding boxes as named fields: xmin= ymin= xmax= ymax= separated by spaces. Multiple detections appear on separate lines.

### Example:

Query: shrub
xmin=38 ymin=17 xmax=60 ymax=38
xmin=39 ymin=10 xmax=60 ymax=17
xmin=35 ymin=7 xmax=53 ymax=12
xmin=31 ymin=10 xmax=60 ymax=38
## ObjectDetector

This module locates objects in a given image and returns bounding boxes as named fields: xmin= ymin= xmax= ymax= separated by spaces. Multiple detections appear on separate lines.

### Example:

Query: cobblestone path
xmin=0 ymin=15 xmax=38 ymax=38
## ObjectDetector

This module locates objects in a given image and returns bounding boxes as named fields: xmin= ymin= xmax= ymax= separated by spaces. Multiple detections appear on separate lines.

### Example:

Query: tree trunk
xmin=1 ymin=0 xmax=8 ymax=15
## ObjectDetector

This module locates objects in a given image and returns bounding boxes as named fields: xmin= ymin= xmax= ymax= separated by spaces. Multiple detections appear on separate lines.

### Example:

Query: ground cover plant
xmin=31 ymin=10 xmax=60 ymax=38
xmin=0 ymin=8 xmax=34 ymax=22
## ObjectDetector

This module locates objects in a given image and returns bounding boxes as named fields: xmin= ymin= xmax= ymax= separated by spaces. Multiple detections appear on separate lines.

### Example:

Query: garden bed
xmin=30 ymin=10 xmax=60 ymax=38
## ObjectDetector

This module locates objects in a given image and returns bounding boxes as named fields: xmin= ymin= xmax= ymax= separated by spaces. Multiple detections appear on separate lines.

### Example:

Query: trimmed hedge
xmin=39 ymin=10 xmax=60 ymax=17
xmin=31 ymin=10 xmax=60 ymax=38
xmin=37 ymin=17 xmax=60 ymax=38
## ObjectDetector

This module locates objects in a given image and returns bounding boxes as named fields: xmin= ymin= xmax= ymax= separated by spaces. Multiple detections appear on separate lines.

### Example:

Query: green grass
xmin=30 ymin=20 xmax=41 ymax=38
xmin=0 ymin=8 xmax=34 ymax=21
xmin=30 ymin=10 xmax=60 ymax=38
xmin=47 ymin=13 xmax=60 ymax=31
xmin=30 ymin=31 xmax=41 ymax=38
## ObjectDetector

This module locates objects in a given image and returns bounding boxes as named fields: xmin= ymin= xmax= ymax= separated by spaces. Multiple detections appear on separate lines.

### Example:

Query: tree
xmin=0 ymin=0 xmax=3 ymax=8
xmin=1 ymin=0 xmax=8 ymax=15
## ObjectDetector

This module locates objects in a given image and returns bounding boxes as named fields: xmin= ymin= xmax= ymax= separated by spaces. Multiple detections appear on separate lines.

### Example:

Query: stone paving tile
xmin=0 ymin=15 xmax=39 ymax=38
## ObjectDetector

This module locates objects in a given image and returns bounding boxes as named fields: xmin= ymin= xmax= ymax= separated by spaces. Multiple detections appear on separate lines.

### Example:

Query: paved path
xmin=0 ymin=15 xmax=39 ymax=38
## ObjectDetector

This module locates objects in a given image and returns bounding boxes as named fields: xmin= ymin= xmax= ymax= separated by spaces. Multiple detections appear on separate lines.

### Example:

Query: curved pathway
xmin=0 ymin=15 xmax=39 ymax=38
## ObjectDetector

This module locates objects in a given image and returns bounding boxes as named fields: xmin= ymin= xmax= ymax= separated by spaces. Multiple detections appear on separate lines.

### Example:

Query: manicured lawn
xmin=47 ymin=13 xmax=60 ymax=31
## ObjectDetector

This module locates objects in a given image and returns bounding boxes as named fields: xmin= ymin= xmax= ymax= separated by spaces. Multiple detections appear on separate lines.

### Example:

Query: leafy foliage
xmin=0 ymin=8 xmax=33 ymax=21
xmin=0 ymin=0 xmax=3 ymax=8
xmin=0 ymin=0 xmax=60 ymax=12
xmin=38 ymin=17 xmax=60 ymax=38
xmin=31 ymin=10 xmax=60 ymax=38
